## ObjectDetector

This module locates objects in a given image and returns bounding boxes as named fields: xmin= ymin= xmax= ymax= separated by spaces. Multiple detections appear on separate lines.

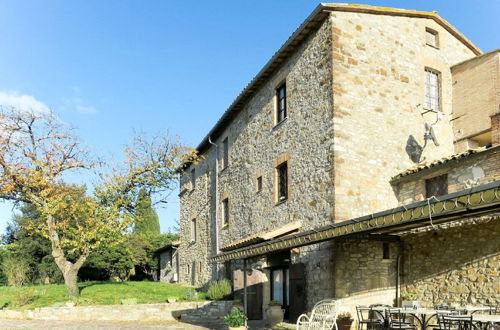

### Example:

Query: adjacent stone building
xmin=176 ymin=3 xmax=499 ymax=323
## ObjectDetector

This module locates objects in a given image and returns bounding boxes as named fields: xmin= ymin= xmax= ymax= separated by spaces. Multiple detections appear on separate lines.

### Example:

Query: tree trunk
xmin=45 ymin=213 xmax=87 ymax=299
xmin=63 ymin=267 xmax=80 ymax=299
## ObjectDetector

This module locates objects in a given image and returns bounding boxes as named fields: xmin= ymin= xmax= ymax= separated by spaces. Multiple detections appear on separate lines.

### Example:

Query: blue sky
xmin=0 ymin=0 xmax=498 ymax=235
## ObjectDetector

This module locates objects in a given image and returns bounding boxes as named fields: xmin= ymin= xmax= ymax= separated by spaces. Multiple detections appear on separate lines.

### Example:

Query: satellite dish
xmin=424 ymin=123 xmax=440 ymax=146
xmin=429 ymin=126 xmax=440 ymax=146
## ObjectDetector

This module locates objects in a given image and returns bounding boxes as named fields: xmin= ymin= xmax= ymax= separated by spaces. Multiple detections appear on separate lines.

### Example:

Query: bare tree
xmin=0 ymin=107 xmax=198 ymax=298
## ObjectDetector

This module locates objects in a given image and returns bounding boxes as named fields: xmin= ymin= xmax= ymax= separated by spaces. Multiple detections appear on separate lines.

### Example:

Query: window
xmin=190 ymin=218 xmax=197 ymax=242
xmin=256 ymin=176 xmax=263 ymax=193
xmin=276 ymin=83 xmax=287 ymax=123
xmin=425 ymin=69 xmax=441 ymax=111
xmin=186 ymin=264 xmax=190 ymax=275
xmin=277 ymin=162 xmax=288 ymax=202
xmin=425 ymin=174 xmax=448 ymax=198
xmin=222 ymin=198 xmax=229 ymax=227
xmin=222 ymin=137 xmax=229 ymax=169
xmin=198 ymin=261 xmax=202 ymax=273
xmin=425 ymin=28 xmax=439 ymax=48
xmin=383 ymin=243 xmax=390 ymax=260
xmin=190 ymin=169 xmax=196 ymax=190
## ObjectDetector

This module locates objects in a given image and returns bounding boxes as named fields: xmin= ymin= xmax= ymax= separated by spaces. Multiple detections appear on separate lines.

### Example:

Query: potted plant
xmin=224 ymin=307 xmax=248 ymax=330
xmin=336 ymin=312 xmax=354 ymax=330
xmin=401 ymin=293 xmax=420 ymax=309
xmin=266 ymin=300 xmax=285 ymax=326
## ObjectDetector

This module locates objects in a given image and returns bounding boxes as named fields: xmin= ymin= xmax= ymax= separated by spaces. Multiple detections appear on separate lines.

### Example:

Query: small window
xmin=222 ymin=198 xmax=229 ymax=227
xmin=198 ymin=261 xmax=202 ymax=273
xmin=425 ymin=28 xmax=439 ymax=48
xmin=186 ymin=264 xmax=190 ymax=275
xmin=383 ymin=242 xmax=390 ymax=260
xmin=276 ymin=83 xmax=287 ymax=123
xmin=222 ymin=137 xmax=229 ymax=169
xmin=190 ymin=218 xmax=197 ymax=242
xmin=277 ymin=162 xmax=288 ymax=202
xmin=425 ymin=174 xmax=448 ymax=198
xmin=256 ymin=176 xmax=263 ymax=193
xmin=425 ymin=69 xmax=441 ymax=111
xmin=190 ymin=169 xmax=196 ymax=190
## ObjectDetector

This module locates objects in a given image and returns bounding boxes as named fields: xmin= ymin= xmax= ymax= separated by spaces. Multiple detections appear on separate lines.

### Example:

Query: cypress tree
xmin=134 ymin=189 xmax=160 ymax=235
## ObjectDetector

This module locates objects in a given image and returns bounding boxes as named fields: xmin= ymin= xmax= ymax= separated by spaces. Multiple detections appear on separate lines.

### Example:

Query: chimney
xmin=491 ymin=112 xmax=500 ymax=145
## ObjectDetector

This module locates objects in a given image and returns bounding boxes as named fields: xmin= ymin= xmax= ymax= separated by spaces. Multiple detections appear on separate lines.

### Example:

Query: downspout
xmin=396 ymin=255 xmax=401 ymax=307
xmin=208 ymin=137 xmax=220 ymax=278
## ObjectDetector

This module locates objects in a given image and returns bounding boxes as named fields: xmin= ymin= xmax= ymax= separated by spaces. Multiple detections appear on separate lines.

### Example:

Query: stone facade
xmin=177 ymin=4 xmax=495 ymax=320
xmin=394 ymin=146 xmax=500 ymax=205
xmin=159 ymin=247 xmax=179 ymax=283
xmin=452 ymin=50 xmax=499 ymax=152
xmin=401 ymin=216 xmax=500 ymax=307
xmin=330 ymin=11 xmax=476 ymax=221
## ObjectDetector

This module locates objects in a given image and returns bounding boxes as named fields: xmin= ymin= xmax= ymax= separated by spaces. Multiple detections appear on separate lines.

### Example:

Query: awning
xmin=211 ymin=181 xmax=500 ymax=262
xmin=220 ymin=221 xmax=301 ymax=251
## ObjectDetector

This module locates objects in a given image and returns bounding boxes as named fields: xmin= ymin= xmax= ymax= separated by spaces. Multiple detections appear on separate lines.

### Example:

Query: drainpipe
xmin=243 ymin=259 xmax=248 ymax=315
xmin=396 ymin=255 xmax=401 ymax=307
xmin=208 ymin=137 xmax=220 ymax=278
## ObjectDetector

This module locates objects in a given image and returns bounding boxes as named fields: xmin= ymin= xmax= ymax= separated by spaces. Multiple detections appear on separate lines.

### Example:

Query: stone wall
xmin=178 ymin=15 xmax=335 ymax=288
xmin=401 ymin=216 xmax=500 ymax=307
xmin=330 ymin=11 xmax=476 ymax=221
xmin=178 ymin=146 xmax=216 ymax=286
xmin=394 ymin=146 xmax=499 ymax=205
xmin=159 ymin=248 xmax=179 ymax=283
xmin=452 ymin=50 xmax=499 ymax=150
xmin=0 ymin=301 xmax=233 ymax=322
xmin=177 ymin=6 xmax=487 ymax=319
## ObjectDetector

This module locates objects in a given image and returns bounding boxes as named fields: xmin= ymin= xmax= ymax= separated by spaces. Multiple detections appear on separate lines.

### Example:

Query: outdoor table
xmin=370 ymin=307 xmax=451 ymax=330
xmin=472 ymin=314 xmax=500 ymax=330
xmin=397 ymin=308 xmax=449 ymax=329
xmin=464 ymin=307 xmax=495 ymax=314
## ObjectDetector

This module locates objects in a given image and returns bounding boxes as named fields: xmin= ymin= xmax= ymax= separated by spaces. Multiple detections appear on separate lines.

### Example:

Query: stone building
xmin=156 ymin=241 xmax=179 ymax=283
xmin=176 ymin=3 xmax=499 ymax=322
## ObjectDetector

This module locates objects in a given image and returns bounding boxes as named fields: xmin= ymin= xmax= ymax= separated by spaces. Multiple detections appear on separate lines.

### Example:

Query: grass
xmin=0 ymin=281 xmax=205 ymax=310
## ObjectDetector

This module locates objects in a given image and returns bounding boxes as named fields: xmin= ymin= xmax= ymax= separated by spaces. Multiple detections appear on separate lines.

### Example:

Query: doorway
xmin=270 ymin=267 xmax=289 ymax=319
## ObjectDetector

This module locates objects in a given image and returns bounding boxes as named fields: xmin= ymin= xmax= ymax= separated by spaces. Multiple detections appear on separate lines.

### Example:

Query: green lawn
xmin=0 ymin=281 xmax=205 ymax=310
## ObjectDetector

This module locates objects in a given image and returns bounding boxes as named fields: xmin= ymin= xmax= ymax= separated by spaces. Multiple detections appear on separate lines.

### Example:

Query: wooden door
xmin=288 ymin=263 xmax=306 ymax=323
xmin=233 ymin=268 xmax=263 ymax=320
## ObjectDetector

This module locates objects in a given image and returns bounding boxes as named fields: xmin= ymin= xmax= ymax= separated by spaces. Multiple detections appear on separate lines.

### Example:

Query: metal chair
xmin=296 ymin=299 xmax=339 ymax=330
xmin=356 ymin=306 xmax=384 ymax=330
xmin=386 ymin=308 xmax=416 ymax=330
xmin=439 ymin=315 xmax=476 ymax=330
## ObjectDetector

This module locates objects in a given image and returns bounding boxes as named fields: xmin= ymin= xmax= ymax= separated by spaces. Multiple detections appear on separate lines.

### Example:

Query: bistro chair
xmin=356 ymin=306 xmax=383 ymax=330
xmin=429 ymin=310 xmax=458 ymax=329
xmin=386 ymin=308 xmax=416 ymax=330
xmin=439 ymin=315 xmax=476 ymax=330
xmin=368 ymin=304 xmax=392 ymax=326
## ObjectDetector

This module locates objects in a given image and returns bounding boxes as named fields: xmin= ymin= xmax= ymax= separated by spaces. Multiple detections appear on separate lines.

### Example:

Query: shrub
xmin=401 ymin=293 xmax=417 ymax=300
xmin=183 ymin=288 xmax=199 ymax=301
xmin=337 ymin=312 xmax=353 ymax=322
xmin=224 ymin=307 xmax=247 ymax=328
xmin=0 ymin=254 xmax=31 ymax=287
xmin=206 ymin=278 xmax=232 ymax=301
xmin=12 ymin=288 xmax=38 ymax=307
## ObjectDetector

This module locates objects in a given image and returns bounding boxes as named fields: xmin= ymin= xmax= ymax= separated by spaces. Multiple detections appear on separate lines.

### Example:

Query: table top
xmin=472 ymin=315 xmax=500 ymax=323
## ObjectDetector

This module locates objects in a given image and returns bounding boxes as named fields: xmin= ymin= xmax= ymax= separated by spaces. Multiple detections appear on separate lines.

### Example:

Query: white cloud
xmin=60 ymin=87 xmax=97 ymax=114
xmin=0 ymin=90 xmax=51 ymax=113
